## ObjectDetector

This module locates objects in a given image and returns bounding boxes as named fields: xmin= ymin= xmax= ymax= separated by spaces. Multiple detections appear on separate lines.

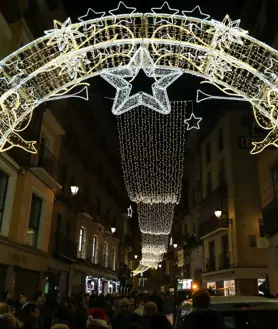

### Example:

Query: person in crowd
xmin=134 ymin=297 xmax=144 ymax=316
xmin=141 ymin=302 xmax=158 ymax=329
xmin=51 ymin=325 xmax=70 ymax=329
xmin=20 ymin=302 xmax=40 ymax=329
xmin=184 ymin=289 xmax=225 ymax=329
xmin=111 ymin=298 xmax=141 ymax=329
xmin=0 ymin=302 xmax=9 ymax=315
xmin=149 ymin=291 xmax=163 ymax=313
xmin=163 ymin=291 xmax=174 ymax=326
xmin=87 ymin=308 xmax=109 ymax=329
xmin=150 ymin=313 xmax=171 ymax=329
xmin=0 ymin=313 xmax=17 ymax=329
xmin=125 ymin=323 xmax=143 ymax=329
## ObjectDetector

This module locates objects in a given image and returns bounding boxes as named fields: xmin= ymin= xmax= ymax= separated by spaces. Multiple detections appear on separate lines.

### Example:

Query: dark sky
xmin=61 ymin=0 xmax=248 ymax=120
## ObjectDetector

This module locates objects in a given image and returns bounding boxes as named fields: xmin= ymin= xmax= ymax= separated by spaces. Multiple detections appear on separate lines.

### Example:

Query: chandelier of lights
xmin=137 ymin=202 xmax=175 ymax=235
xmin=117 ymin=102 xmax=187 ymax=204
xmin=0 ymin=2 xmax=277 ymax=155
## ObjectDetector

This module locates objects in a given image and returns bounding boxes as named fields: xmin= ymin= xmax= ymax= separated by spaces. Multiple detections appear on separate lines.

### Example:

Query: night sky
xmin=61 ymin=0 xmax=249 ymax=120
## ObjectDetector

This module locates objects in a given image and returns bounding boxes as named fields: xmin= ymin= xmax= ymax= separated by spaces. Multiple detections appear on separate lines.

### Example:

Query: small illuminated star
xmin=128 ymin=205 xmax=133 ymax=218
xmin=78 ymin=8 xmax=106 ymax=30
xmin=182 ymin=6 xmax=210 ymax=20
xmin=58 ymin=54 xmax=90 ymax=80
xmin=184 ymin=113 xmax=202 ymax=130
xmin=151 ymin=2 xmax=179 ymax=24
xmin=109 ymin=1 xmax=137 ymax=24
xmin=45 ymin=18 xmax=84 ymax=52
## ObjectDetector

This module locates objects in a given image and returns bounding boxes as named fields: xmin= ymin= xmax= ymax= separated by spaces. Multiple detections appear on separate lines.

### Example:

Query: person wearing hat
xmin=87 ymin=308 xmax=109 ymax=329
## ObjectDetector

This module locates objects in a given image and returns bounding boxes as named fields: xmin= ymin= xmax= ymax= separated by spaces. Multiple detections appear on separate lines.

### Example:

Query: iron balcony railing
xmin=218 ymin=252 xmax=231 ymax=270
xmin=204 ymin=257 xmax=216 ymax=273
xmin=38 ymin=145 xmax=60 ymax=183
xmin=53 ymin=234 xmax=77 ymax=261
xmin=262 ymin=199 xmax=278 ymax=236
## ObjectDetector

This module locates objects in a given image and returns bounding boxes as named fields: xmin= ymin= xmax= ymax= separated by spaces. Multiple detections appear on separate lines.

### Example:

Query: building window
xmin=0 ymin=170 xmax=9 ymax=231
xmin=206 ymin=172 xmax=212 ymax=196
xmin=219 ymin=158 xmax=225 ymax=186
xmin=271 ymin=167 xmax=278 ymax=200
xmin=112 ymin=247 xmax=116 ymax=271
xmin=218 ymin=128 xmax=224 ymax=151
xmin=27 ymin=194 xmax=43 ymax=247
xmin=78 ymin=226 xmax=86 ymax=259
xmin=92 ymin=235 xmax=99 ymax=264
xmin=206 ymin=143 xmax=211 ymax=164
xmin=192 ymin=188 xmax=196 ymax=207
xmin=248 ymin=235 xmax=257 ymax=248
xmin=103 ymin=242 xmax=109 ymax=267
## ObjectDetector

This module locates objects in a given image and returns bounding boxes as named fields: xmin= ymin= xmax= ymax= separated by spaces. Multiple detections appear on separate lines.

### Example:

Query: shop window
xmin=92 ymin=235 xmax=99 ymax=264
xmin=103 ymin=242 xmax=109 ymax=267
xmin=0 ymin=170 xmax=9 ymax=231
xmin=27 ymin=194 xmax=43 ymax=247
xmin=249 ymin=234 xmax=257 ymax=248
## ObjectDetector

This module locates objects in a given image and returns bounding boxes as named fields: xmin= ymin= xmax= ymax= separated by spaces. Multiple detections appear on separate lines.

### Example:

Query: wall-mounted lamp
xmin=173 ymin=243 xmax=178 ymax=249
xmin=134 ymin=255 xmax=138 ymax=259
xmin=70 ymin=186 xmax=79 ymax=195
xmin=158 ymin=264 xmax=162 ymax=268
xmin=111 ymin=227 xmax=116 ymax=234
xmin=214 ymin=209 xmax=222 ymax=218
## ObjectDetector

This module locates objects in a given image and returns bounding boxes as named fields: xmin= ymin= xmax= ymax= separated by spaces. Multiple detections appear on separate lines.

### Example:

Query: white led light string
xmin=117 ymin=102 xmax=187 ymax=204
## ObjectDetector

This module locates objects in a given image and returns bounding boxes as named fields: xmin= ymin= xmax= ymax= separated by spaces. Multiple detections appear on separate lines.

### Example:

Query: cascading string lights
xmin=117 ymin=102 xmax=187 ymax=204
xmin=137 ymin=202 xmax=175 ymax=235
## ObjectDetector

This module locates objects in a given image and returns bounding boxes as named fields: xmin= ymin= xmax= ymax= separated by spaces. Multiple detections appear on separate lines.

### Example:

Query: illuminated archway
xmin=0 ymin=4 xmax=277 ymax=154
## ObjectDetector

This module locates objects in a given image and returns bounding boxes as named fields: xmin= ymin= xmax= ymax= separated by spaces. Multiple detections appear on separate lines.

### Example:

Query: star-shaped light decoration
xmin=100 ymin=46 xmax=182 ymax=115
xmin=78 ymin=8 xmax=106 ymax=31
xmin=58 ymin=54 xmax=91 ymax=80
xmin=265 ymin=58 xmax=278 ymax=83
xmin=127 ymin=205 xmax=133 ymax=218
xmin=108 ymin=1 xmax=137 ymax=24
xmin=151 ymin=2 xmax=179 ymax=24
xmin=182 ymin=6 xmax=210 ymax=20
xmin=45 ymin=18 xmax=84 ymax=52
xmin=207 ymin=15 xmax=248 ymax=50
xmin=205 ymin=55 xmax=232 ymax=80
xmin=184 ymin=113 xmax=202 ymax=130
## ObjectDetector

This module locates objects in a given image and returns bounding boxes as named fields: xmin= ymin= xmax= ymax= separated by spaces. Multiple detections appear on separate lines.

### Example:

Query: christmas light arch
xmin=0 ymin=5 xmax=277 ymax=155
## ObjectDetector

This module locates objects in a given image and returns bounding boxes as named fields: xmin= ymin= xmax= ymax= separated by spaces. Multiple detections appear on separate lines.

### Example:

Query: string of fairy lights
xmin=118 ymin=102 xmax=187 ymax=271
xmin=1 ymin=2 xmax=277 ymax=274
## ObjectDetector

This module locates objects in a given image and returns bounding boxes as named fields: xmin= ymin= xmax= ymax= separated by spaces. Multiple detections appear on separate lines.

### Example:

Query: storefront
xmin=86 ymin=276 xmax=119 ymax=295
xmin=177 ymin=279 xmax=192 ymax=291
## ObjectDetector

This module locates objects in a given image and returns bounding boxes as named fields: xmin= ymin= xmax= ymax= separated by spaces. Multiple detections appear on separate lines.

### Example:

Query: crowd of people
xmin=0 ymin=289 xmax=175 ymax=329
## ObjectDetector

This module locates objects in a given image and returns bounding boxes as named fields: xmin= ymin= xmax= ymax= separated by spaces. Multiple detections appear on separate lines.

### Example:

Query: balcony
xmin=53 ymin=235 xmax=77 ymax=262
xmin=31 ymin=145 xmax=61 ymax=190
xmin=262 ymin=199 xmax=278 ymax=236
xmin=204 ymin=257 xmax=216 ymax=273
xmin=200 ymin=216 xmax=229 ymax=239
xmin=218 ymin=252 xmax=231 ymax=270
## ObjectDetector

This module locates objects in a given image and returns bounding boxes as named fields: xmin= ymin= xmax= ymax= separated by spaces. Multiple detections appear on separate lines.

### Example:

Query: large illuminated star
xmin=100 ymin=46 xmax=182 ymax=115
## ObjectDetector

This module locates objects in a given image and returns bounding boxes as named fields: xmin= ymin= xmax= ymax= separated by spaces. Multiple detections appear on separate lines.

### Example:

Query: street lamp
xmin=70 ymin=185 xmax=79 ymax=195
xmin=158 ymin=264 xmax=162 ymax=268
xmin=134 ymin=255 xmax=138 ymax=259
xmin=111 ymin=227 xmax=116 ymax=234
xmin=214 ymin=209 xmax=222 ymax=218
xmin=173 ymin=243 xmax=178 ymax=249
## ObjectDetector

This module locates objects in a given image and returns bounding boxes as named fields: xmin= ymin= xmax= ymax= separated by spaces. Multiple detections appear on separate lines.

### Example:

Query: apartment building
xmin=0 ymin=1 xmax=133 ymax=299
xmin=199 ymin=108 xmax=267 ymax=295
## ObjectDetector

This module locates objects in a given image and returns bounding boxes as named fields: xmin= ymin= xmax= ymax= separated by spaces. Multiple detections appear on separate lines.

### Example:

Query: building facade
xmin=0 ymin=1 xmax=133 ymax=300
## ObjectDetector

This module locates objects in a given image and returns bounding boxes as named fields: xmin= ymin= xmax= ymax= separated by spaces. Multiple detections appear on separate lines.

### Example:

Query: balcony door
xmin=209 ymin=240 xmax=215 ymax=270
